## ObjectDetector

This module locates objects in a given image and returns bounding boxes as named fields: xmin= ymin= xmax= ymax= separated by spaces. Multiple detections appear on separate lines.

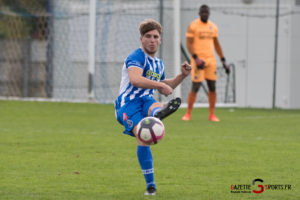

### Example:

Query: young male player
xmin=182 ymin=4 xmax=230 ymax=122
xmin=114 ymin=19 xmax=191 ymax=195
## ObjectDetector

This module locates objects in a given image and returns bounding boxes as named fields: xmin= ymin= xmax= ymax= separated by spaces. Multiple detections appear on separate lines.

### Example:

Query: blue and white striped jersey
xmin=115 ymin=48 xmax=165 ymax=109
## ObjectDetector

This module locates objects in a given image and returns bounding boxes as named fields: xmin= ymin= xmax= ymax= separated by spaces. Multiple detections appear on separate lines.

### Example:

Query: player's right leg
xmin=182 ymin=91 xmax=196 ymax=121
xmin=182 ymin=82 xmax=201 ymax=121
xmin=182 ymin=62 xmax=203 ymax=121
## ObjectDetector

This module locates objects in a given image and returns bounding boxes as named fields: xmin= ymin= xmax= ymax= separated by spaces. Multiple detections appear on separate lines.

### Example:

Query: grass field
xmin=0 ymin=100 xmax=299 ymax=200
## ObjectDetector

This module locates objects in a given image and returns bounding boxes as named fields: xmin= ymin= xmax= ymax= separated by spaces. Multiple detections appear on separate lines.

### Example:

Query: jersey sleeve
xmin=213 ymin=23 xmax=218 ymax=38
xmin=125 ymin=49 xmax=146 ymax=69
xmin=186 ymin=23 xmax=195 ymax=38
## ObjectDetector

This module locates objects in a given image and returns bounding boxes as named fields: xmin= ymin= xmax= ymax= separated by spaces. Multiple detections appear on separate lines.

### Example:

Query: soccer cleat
xmin=154 ymin=97 xmax=181 ymax=120
xmin=182 ymin=113 xmax=191 ymax=121
xmin=209 ymin=114 xmax=220 ymax=122
xmin=144 ymin=186 xmax=156 ymax=196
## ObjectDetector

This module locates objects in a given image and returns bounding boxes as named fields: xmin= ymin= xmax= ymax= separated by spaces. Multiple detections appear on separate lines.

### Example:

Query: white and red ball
xmin=137 ymin=117 xmax=165 ymax=145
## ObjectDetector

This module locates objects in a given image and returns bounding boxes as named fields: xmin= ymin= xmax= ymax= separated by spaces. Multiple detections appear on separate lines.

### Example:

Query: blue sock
xmin=150 ymin=107 xmax=161 ymax=117
xmin=137 ymin=146 xmax=156 ymax=189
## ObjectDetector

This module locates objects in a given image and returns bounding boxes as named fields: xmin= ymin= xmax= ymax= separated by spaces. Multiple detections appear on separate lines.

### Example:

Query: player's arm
xmin=128 ymin=67 xmax=173 ymax=96
xmin=162 ymin=62 xmax=191 ymax=89
xmin=213 ymin=37 xmax=230 ymax=74
xmin=186 ymin=37 xmax=194 ymax=57
xmin=186 ymin=37 xmax=205 ymax=69
xmin=162 ymin=75 xmax=185 ymax=90
xmin=213 ymin=37 xmax=224 ymax=59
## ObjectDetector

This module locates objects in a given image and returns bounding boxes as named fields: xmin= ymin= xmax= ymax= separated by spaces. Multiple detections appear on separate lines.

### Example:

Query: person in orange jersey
xmin=182 ymin=4 xmax=230 ymax=122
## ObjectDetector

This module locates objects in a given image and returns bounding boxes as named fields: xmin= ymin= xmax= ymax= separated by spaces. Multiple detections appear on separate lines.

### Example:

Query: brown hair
xmin=139 ymin=19 xmax=162 ymax=36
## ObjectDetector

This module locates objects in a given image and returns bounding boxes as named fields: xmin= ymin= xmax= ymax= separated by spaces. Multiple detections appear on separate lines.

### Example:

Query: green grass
xmin=0 ymin=100 xmax=299 ymax=200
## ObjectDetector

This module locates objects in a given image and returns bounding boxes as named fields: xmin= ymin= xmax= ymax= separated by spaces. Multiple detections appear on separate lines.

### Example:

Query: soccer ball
xmin=137 ymin=117 xmax=165 ymax=145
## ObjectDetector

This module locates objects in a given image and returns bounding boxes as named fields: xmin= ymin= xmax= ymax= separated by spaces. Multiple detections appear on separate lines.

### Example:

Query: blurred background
xmin=0 ymin=0 xmax=299 ymax=108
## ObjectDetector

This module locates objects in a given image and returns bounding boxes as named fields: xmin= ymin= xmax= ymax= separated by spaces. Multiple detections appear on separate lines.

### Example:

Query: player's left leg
xmin=117 ymin=98 xmax=157 ymax=195
xmin=136 ymin=97 xmax=162 ymax=195
xmin=132 ymin=126 xmax=157 ymax=195
xmin=207 ymin=79 xmax=219 ymax=122
xmin=205 ymin=59 xmax=219 ymax=122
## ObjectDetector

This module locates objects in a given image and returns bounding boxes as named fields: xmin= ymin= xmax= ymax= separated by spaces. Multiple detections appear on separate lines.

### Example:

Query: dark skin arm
xmin=186 ymin=37 xmax=194 ymax=56
xmin=213 ymin=37 xmax=224 ymax=59
xmin=214 ymin=37 xmax=230 ymax=74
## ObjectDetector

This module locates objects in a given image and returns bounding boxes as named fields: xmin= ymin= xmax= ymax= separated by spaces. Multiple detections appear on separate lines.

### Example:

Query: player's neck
xmin=141 ymin=47 xmax=156 ymax=58
xmin=200 ymin=19 xmax=208 ymax=24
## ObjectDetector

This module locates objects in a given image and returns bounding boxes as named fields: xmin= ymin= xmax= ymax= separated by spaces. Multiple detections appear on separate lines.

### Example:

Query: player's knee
xmin=208 ymin=86 xmax=216 ymax=92
xmin=206 ymin=80 xmax=216 ymax=92
xmin=191 ymin=82 xmax=201 ymax=93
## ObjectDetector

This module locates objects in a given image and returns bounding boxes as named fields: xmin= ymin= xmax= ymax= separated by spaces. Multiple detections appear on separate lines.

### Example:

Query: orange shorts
xmin=190 ymin=57 xmax=217 ymax=82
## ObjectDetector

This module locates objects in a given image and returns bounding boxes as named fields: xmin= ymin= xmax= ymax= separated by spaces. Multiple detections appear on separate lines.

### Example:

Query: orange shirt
xmin=186 ymin=19 xmax=218 ymax=59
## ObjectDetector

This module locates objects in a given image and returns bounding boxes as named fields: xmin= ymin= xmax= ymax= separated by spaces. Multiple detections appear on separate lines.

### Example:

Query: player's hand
xmin=193 ymin=54 xmax=205 ymax=69
xmin=181 ymin=61 xmax=192 ymax=76
xmin=158 ymin=82 xmax=173 ymax=97
xmin=221 ymin=57 xmax=230 ymax=75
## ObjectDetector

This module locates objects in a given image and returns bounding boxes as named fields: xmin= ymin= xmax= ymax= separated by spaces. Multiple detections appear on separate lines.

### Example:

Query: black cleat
xmin=144 ymin=186 xmax=156 ymax=196
xmin=154 ymin=97 xmax=181 ymax=120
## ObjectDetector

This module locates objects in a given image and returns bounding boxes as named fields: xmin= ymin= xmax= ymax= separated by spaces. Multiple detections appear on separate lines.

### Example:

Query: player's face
xmin=140 ymin=29 xmax=161 ymax=57
xmin=199 ymin=7 xmax=210 ymax=23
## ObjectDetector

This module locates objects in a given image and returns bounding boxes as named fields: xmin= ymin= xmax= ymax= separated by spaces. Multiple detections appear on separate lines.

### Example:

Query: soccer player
xmin=114 ymin=19 xmax=191 ymax=195
xmin=182 ymin=4 xmax=230 ymax=122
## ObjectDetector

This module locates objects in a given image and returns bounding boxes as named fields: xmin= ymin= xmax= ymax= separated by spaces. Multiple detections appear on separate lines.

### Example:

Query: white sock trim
xmin=142 ymin=168 xmax=154 ymax=175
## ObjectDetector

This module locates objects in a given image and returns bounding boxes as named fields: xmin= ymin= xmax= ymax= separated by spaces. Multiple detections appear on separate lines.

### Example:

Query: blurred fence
xmin=3 ymin=0 xmax=296 ymax=105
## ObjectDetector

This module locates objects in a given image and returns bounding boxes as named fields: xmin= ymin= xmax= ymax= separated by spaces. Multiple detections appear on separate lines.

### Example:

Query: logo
xmin=126 ymin=120 xmax=133 ymax=128
xmin=231 ymin=178 xmax=292 ymax=194
xmin=123 ymin=113 xmax=128 ymax=121
xmin=144 ymin=119 xmax=150 ymax=124
xmin=146 ymin=70 xmax=161 ymax=80
xmin=252 ymin=178 xmax=264 ymax=194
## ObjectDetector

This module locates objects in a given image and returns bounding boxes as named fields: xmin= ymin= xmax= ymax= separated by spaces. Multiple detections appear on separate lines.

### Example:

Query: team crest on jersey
xmin=127 ymin=120 xmax=133 ymax=128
